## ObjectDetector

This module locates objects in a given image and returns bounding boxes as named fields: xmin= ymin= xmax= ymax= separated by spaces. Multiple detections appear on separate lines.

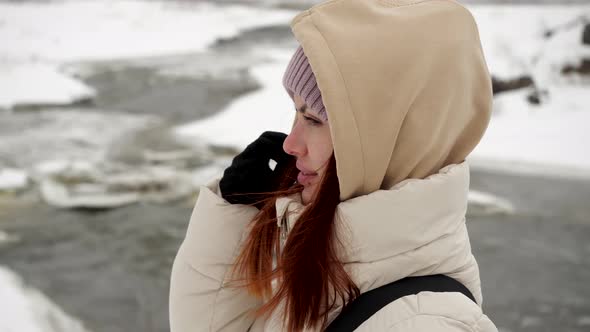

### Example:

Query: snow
xmin=33 ymin=160 xmax=99 ymax=179
xmin=0 ymin=266 xmax=91 ymax=332
xmin=176 ymin=5 xmax=590 ymax=178
xmin=0 ymin=64 xmax=95 ymax=110
xmin=468 ymin=5 xmax=590 ymax=84
xmin=37 ymin=160 xmax=198 ymax=208
xmin=468 ymin=189 xmax=515 ymax=215
xmin=468 ymin=87 xmax=590 ymax=178
xmin=189 ymin=157 xmax=234 ymax=189
xmin=175 ymin=49 xmax=296 ymax=150
xmin=0 ymin=1 xmax=294 ymax=62
xmin=0 ymin=231 xmax=20 ymax=246
xmin=40 ymin=177 xmax=140 ymax=209
xmin=464 ymin=5 xmax=590 ymax=177
xmin=0 ymin=109 xmax=159 ymax=168
xmin=0 ymin=168 xmax=29 ymax=192
xmin=0 ymin=0 xmax=296 ymax=109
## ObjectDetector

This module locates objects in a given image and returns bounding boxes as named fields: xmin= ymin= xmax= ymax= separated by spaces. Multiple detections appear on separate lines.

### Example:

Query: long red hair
xmin=230 ymin=153 xmax=359 ymax=331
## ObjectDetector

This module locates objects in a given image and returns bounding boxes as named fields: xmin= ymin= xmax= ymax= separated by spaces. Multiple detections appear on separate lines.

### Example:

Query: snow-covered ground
xmin=467 ymin=5 xmax=590 ymax=177
xmin=0 ymin=0 xmax=296 ymax=109
xmin=469 ymin=86 xmax=590 ymax=178
xmin=0 ymin=266 xmax=92 ymax=332
xmin=0 ymin=168 xmax=29 ymax=192
xmin=176 ymin=5 xmax=590 ymax=178
xmin=470 ymin=5 xmax=590 ymax=84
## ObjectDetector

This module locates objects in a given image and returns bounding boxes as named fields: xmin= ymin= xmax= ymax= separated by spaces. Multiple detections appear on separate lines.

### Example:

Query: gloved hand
xmin=219 ymin=131 xmax=295 ymax=208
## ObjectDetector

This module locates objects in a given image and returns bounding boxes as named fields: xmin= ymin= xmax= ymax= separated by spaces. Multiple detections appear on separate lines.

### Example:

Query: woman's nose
xmin=283 ymin=120 xmax=306 ymax=157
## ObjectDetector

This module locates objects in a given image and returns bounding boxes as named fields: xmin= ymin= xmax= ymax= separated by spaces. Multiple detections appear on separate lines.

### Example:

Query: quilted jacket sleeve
xmin=388 ymin=314 xmax=481 ymax=332
xmin=358 ymin=292 xmax=498 ymax=332
xmin=169 ymin=177 xmax=263 ymax=332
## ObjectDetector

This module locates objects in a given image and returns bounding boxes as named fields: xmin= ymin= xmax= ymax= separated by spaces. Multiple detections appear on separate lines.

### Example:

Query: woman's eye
xmin=304 ymin=116 xmax=321 ymax=126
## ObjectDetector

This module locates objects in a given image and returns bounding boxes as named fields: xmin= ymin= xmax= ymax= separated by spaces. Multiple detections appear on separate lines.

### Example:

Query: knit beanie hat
xmin=282 ymin=45 xmax=327 ymax=121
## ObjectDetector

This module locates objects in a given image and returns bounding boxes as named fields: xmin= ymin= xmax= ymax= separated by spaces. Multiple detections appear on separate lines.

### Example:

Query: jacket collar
xmin=276 ymin=161 xmax=469 ymax=261
xmin=274 ymin=162 xmax=478 ymax=297
xmin=336 ymin=161 xmax=470 ymax=264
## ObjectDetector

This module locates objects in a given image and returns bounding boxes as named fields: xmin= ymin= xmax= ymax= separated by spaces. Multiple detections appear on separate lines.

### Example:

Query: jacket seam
xmin=307 ymin=9 xmax=367 ymax=194
xmin=208 ymin=228 xmax=250 ymax=332
xmin=387 ymin=313 xmax=477 ymax=331
xmin=179 ymin=258 xmax=221 ymax=283
xmin=360 ymin=221 xmax=461 ymax=264
xmin=474 ymin=314 xmax=490 ymax=332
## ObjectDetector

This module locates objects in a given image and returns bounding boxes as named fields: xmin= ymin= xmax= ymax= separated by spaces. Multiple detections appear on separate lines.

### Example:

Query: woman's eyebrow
xmin=295 ymin=104 xmax=322 ymax=121
xmin=296 ymin=105 xmax=308 ymax=114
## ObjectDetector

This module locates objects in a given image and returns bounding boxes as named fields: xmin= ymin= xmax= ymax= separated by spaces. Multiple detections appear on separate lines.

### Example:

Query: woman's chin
xmin=301 ymin=186 xmax=315 ymax=205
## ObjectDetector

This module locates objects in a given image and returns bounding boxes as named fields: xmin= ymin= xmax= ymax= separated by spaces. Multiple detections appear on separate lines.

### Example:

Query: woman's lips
xmin=297 ymin=171 xmax=317 ymax=184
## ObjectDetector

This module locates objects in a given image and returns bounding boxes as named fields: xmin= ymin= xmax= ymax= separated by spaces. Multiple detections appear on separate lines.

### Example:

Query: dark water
xmin=0 ymin=200 xmax=192 ymax=332
xmin=468 ymin=170 xmax=590 ymax=332
xmin=75 ymin=25 xmax=294 ymax=124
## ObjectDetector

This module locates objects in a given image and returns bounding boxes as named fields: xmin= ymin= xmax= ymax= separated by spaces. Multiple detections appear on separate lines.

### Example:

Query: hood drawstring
xmin=278 ymin=213 xmax=289 ymax=258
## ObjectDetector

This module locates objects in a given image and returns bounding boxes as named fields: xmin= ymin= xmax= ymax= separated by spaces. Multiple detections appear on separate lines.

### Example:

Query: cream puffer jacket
xmin=169 ymin=161 xmax=498 ymax=331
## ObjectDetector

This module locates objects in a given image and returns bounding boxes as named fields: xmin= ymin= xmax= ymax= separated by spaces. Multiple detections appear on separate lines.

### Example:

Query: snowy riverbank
xmin=176 ymin=4 xmax=590 ymax=178
xmin=0 ymin=0 xmax=296 ymax=110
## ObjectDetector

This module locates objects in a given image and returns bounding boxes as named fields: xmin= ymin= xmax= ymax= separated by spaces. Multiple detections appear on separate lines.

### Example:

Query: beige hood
xmin=289 ymin=0 xmax=493 ymax=201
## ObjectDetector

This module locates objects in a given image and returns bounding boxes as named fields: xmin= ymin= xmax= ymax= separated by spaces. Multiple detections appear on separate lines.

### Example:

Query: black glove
xmin=219 ymin=131 xmax=295 ymax=207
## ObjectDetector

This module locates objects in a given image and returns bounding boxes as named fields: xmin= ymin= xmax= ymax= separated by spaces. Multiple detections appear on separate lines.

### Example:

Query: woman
xmin=170 ymin=0 xmax=497 ymax=331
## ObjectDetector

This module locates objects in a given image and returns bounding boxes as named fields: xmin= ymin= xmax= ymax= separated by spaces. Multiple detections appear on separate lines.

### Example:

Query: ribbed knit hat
xmin=282 ymin=45 xmax=327 ymax=121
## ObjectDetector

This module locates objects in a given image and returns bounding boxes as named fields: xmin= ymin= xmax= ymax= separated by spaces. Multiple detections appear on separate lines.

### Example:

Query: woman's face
xmin=283 ymin=94 xmax=333 ymax=205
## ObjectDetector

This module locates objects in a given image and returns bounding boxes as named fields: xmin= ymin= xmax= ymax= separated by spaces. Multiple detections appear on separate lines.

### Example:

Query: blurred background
xmin=0 ymin=0 xmax=589 ymax=331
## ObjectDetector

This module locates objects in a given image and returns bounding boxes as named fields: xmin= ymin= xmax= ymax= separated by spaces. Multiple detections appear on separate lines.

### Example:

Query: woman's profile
xmin=170 ymin=0 xmax=497 ymax=331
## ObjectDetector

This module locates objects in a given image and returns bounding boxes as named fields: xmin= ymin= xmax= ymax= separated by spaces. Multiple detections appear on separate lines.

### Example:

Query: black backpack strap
xmin=325 ymin=274 xmax=476 ymax=332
